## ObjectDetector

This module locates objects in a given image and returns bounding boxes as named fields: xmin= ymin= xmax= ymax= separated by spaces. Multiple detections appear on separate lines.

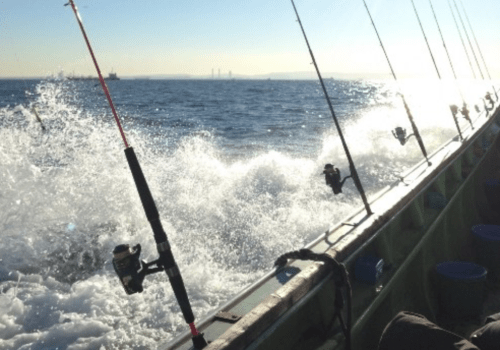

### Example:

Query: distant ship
xmin=107 ymin=72 xmax=120 ymax=80
xmin=68 ymin=72 xmax=120 ymax=81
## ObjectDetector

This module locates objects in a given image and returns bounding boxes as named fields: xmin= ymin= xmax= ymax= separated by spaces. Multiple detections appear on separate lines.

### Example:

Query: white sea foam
xmin=0 ymin=78 xmax=493 ymax=349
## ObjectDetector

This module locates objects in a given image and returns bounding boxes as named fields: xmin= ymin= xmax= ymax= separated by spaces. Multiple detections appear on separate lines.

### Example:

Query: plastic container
xmin=355 ymin=256 xmax=384 ymax=284
xmin=472 ymin=224 xmax=500 ymax=280
xmin=436 ymin=261 xmax=487 ymax=319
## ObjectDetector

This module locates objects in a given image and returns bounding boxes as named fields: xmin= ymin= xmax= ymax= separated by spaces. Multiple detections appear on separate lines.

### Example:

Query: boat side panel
xmin=240 ymin=115 xmax=500 ymax=350
xmin=350 ymin=127 xmax=500 ymax=349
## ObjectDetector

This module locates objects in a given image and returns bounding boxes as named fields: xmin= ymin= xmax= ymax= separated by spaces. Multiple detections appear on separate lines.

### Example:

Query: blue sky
xmin=1 ymin=0 xmax=499 ymax=79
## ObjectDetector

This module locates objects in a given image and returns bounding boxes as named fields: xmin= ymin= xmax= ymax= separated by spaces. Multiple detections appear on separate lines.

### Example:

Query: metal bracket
xmin=341 ymin=222 xmax=358 ymax=227
xmin=214 ymin=311 xmax=242 ymax=323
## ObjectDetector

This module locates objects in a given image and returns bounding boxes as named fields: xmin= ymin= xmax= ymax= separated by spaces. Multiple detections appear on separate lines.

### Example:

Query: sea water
xmin=0 ymin=78 xmax=490 ymax=349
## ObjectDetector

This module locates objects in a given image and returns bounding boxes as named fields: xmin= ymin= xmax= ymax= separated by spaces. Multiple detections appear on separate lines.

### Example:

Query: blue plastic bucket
xmin=472 ymin=225 xmax=500 ymax=280
xmin=436 ymin=262 xmax=487 ymax=318
xmin=472 ymin=224 xmax=500 ymax=242
xmin=436 ymin=262 xmax=487 ymax=281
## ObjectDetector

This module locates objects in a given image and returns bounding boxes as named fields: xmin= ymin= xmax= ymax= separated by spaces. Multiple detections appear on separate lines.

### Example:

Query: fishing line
xmin=361 ymin=0 xmax=432 ymax=163
xmin=65 ymin=1 xmax=207 ymax=348
xmin=448 ymin=0 xmax=476 ymax=79
xmin=410 ymin=0 xmax=468 ymax=135
xmin=458 ymin=0 xmax=498 ymax=100
xmin=290 ymin=0 xmax=373 ymax=216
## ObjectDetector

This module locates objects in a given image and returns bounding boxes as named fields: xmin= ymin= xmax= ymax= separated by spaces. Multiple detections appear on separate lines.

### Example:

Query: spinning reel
xmin=392 ymin=127 xmax=415 ymax=146
xmin=323 ymin=164 xmax=352 ymax=194
xmin=112 ymin=244 xmax=163 ymax=295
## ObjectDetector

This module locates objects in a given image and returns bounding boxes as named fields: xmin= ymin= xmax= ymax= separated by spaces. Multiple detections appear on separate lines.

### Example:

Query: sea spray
xmin=0 ymin=77 xmax=490 ymax=349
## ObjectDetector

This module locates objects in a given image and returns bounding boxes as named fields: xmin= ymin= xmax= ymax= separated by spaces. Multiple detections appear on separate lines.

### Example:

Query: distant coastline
xmin=0 ymin=71 xmax=394 ymax=81
xmin=122 ymin=71 xmax=393 ymax=80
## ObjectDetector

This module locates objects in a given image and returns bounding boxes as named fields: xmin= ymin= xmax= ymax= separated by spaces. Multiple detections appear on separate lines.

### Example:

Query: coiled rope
xmin=275 ymin=249 xmax=352 ymax=350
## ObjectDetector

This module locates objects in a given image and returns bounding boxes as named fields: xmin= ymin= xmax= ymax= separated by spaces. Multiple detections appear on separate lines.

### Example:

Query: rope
xmin=275 ymin=249 xmax=352 ymax=350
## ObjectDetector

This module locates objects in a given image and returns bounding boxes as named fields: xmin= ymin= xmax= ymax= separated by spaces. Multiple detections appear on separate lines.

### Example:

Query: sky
xmin=0 ymin=0 xmax=499 ymax=79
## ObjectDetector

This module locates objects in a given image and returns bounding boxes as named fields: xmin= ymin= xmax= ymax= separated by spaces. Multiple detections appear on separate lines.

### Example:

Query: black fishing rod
xmin=428 ymin=0 xmax=477 ymax=128
xmin=428 ymin=0 xmax=464 ymax=101
xmin=290 ymin=0 xmax=372 ymax=216
xmin=361 ymin=0 xmax=431 ymax=164
xmin=458 ymin=0 xmax=498 ymax=100
xmin=411 ymin=0 xmax=441 ymax=80
xmin=451 ymin=0 xmax=493 ymax=112
xmin=64 ymin=1 xmax=207 ymax=349
xmin=31 ymin=107 xmax=46 ymax=131
xmin=452 ymin=0 xmax=484 ymax=81
xmin=448 ymin=0 xmax=476 ymax=79
xmin=410 ymin=0 xmax=468 ymax=136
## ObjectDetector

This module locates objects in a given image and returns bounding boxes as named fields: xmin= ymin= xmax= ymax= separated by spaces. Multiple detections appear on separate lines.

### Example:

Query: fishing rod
xmin=452 ymin=0 xmax=484 ymax=81
xmin=451 ymin=0 xmax=493 ymax=112
xmin=428 ymin=0 xmax=465 ymax=102
xmin=290 ymin=0 xmax=373 ymax=216
xmin=458 ymin=0 xmax=498 ymax=101
xmin=361 ymin=0 xmax=432 ymax=164
xmin=448 ymin=0 xmax=476 ymax=80
xmin=428 ymin=0 xmax=480 ymax=127
xmin=31 ymin=107 xmax=46 ymax=131
xmin=64 ymin=1 xmax=207 ymax=349
xmin=429 ymin=1 xmax=481 ymax=120
xmin=410 ymin=0 xmax=468 ymax=135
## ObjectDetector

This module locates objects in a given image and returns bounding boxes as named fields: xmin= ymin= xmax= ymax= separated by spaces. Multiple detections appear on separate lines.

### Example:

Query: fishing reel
xmin=392 ymin=127 xmax=414 ymax=146
xmin=450 ymin=104 xmax=459 ymax=116
xmin=451 ymin=104 xmax=472 ymax=120
xmin=485 ymin=92 xmax=495 ymax=108
xmin=460 ymin=103 xmax=470 ymax=118
xmin=323 ymin=164 xmax=352 ymax=195
xmin=112 ymin=244 xmax=163 ymax=295
xmin=451 ymin=103 xmax=474 ymax=128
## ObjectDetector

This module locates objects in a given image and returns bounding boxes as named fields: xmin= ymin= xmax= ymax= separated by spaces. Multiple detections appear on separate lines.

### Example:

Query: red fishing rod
xmin=65 ymin=1 xmax=207 ymax=348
